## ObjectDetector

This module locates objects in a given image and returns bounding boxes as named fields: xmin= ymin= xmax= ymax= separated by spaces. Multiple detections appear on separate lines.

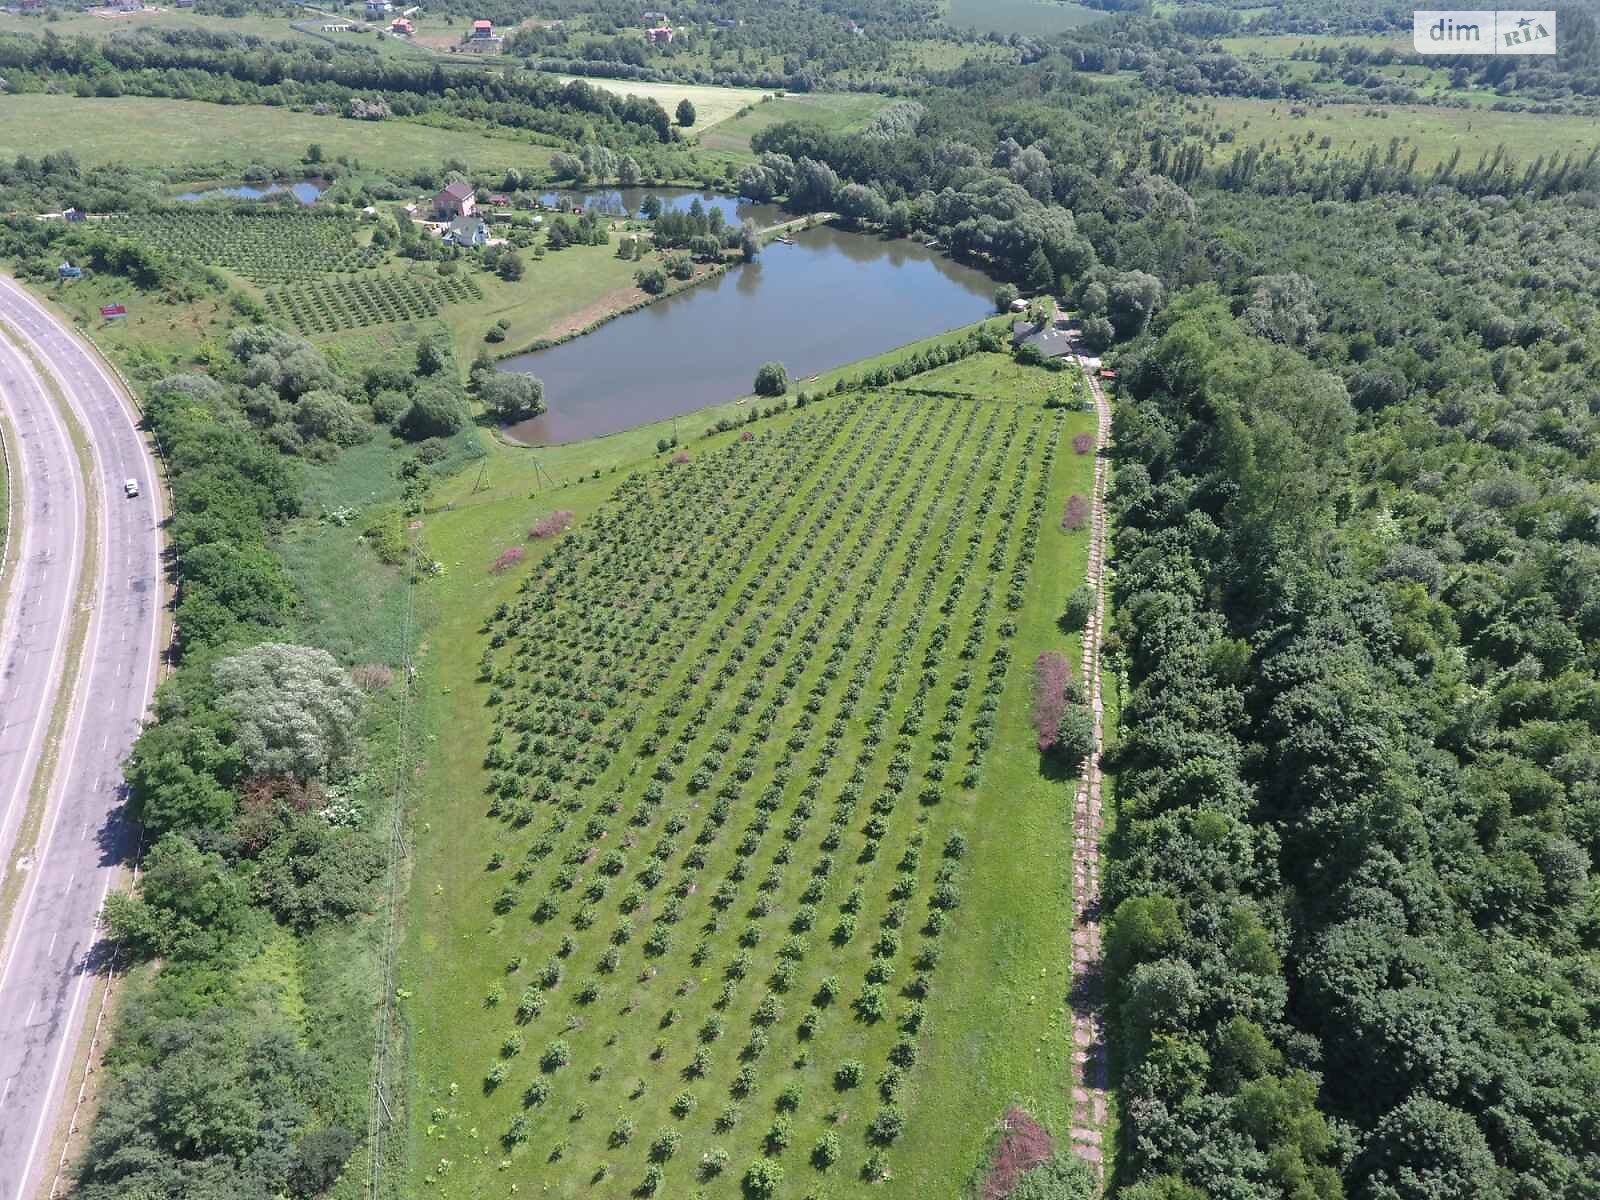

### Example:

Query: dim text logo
xmin=1414 ymin=10 xmax=1557 ymax=54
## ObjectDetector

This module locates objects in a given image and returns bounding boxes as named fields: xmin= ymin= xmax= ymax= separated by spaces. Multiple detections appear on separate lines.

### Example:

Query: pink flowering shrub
xmin=1061 ymin=494 xmax=1090 ymax=532
xmin=490 ymin=546 xmax=525 ymax=574
xmin=982 ymin=1107 xmax=1054 ymax=1200
xmin=1031 ymin=651 xmax=1073 ymax=753
xmin=530 ymin=510 xmax=575 ymax=539
xmin=670 ymin=451 xmax=690 ymax=464
xmin=1073 ymin=432 xmax=1094 ymax=455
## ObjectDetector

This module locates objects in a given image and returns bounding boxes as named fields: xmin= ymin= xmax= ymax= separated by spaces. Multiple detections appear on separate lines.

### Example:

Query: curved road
xmin=0 ymin=276 xmax=164 ymax=1200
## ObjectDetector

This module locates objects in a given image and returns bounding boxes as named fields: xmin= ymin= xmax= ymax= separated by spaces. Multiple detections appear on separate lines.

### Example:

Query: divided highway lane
xmin=0 ymin=276 xmax=164 ymax=1200
xmin=0 ymin=321 xmax=85 ymax=920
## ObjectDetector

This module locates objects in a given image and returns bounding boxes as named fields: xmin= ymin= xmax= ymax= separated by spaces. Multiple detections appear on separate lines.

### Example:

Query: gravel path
xmin=1068 ymin=360 xmax=1111 ymax=1172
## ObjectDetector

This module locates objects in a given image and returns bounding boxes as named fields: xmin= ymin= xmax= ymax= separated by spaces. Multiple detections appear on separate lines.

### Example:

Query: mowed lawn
xmin=400 ymin=369 xmax=1093 ymax=1198
xmin=1200 ymin=97 xmax=1600 ymax=170
xmin=696 ymin=93 xmax=892 ymax=159
xmin=552 ymin=76 xmax=774 ymax=131
xmin=0 ymin=95 xmax=556 ymax=176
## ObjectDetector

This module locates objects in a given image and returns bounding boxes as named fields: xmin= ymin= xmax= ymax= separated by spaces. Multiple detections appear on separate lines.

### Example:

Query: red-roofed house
xmin=390 ymin=17 xmax=413 ymax=34
xmin=433 ymin=181 xmax=476 ymax=219
xmin=646 ymin=24 xmax=673 ymax=43
xmin=462 ymin=17 xmax=504 ymax=52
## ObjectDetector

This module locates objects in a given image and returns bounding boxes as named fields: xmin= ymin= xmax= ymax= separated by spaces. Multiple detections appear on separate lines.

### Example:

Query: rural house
xmin=462 ymin=18 xmax=504 ymax=51
xmin=1011 ymin=317 xmax=1074 ymax=359
xmin=390 ymin=17 xmax=413 ymax=34
xmin=443 ymin=215 xmax=489 ymax=247
xmin=433 ymin=181 xmax=476 ymax=219
xmin=364 ymin=0 xmax=390 ymax=16
xmin=646 ymin=24 xmax=674 ymax=43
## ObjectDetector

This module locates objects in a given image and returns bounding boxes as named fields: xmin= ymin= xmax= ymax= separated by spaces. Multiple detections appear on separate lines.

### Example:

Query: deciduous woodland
xmin=0 ymin=1 xmax=1593 ymax=1198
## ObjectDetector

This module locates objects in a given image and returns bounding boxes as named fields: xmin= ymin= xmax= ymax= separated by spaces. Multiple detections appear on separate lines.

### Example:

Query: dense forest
xmin=684 ymin=51 xmax=1600 ymax=1197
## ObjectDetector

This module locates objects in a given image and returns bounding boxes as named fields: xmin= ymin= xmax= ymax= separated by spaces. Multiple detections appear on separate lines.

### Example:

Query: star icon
xmin=1517 ymin=16 xmax=1532 ymax=26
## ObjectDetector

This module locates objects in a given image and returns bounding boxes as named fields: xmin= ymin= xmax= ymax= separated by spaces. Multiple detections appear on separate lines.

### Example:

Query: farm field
xmin=402 ymin=380 xmax=1095 ymax=1198
xmin=551 ymin=76 xmax=775 ymax=132
xmin=1194 ymin=97 xmax=1600 ymax=170
xmin=944 ymin=0 xmax=1104 ymax=36
xmin=102 ymin=209 xmax=381 ymax=284
xmin=696 ymin=93 xmax=893 ymax=159
xmin=265 ymin=268 xmax=485 ymax=335
xmin=0 ymin=7 xmax=304 ymax=40
xmin=0 ymin=95 xmax=556 ymax=176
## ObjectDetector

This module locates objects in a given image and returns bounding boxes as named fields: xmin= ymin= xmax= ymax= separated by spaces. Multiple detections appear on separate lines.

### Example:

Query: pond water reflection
xmin=500 ymin=224 xmax=997 ymax=445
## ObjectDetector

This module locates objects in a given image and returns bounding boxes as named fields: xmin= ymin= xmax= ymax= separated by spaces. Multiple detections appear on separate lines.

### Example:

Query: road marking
xmin=46 ymin=931 xmax=55 ymax=956
xmin=24 ymin=999 xmax=35 ymax=1026
xmin=0 ymin=278 xmax=164 ymax=1200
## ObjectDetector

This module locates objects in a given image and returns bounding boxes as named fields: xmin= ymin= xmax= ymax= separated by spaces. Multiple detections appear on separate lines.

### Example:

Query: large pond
xmin=175 ymin=180 xmax=325 ymax=205
xmin=500 ymin=223 xmax=997 ymax=445
xmin=535 ymin=187 xmax=782 ymax=227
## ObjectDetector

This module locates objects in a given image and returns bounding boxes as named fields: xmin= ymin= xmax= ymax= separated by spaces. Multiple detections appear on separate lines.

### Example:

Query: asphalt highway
xmin=0 ymin=276 xmax=163 ymax=1200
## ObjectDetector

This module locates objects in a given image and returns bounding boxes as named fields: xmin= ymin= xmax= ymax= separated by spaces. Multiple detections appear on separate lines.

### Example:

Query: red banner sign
xmin=100 ymin=304 xmax=126 ymax=318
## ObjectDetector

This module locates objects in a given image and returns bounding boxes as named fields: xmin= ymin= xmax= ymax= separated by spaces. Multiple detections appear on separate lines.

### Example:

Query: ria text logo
xmin=1414 ymin=10 xmax=1556 ymax=54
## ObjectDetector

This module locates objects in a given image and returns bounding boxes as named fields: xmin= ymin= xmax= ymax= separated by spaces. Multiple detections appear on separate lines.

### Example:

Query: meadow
xmin=1192 ymin=97 xmax=1600 ymax=171
xmin=695 ymin=93 xmax=893 ymax=160
xmin=0 ymin=95 xmax=556 ymax=176
xmin=0 ymin=6 xmax=305 ymax=41
xmin=400 ymin=366 xmax=1097 ymax=1198
xmin=433 ymin=235 xmax=686 ymax=354
xmin=551 ymin=77 xmax=775 ymax=132
xmin=943 ymin=0 xmax=1103 ymax=37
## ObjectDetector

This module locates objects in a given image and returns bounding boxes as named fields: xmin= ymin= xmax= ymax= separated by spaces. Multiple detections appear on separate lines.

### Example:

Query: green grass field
xmin=696 ymin=93 xmax=893 ymax=160
xmin=904 ymin=353 xmax=1091 ymax=408
xmin=399 ymin=368 xmax=1094 ymax=1198
xmin=1194 ymin=97 xmax=1600 ymax=171
xmin=1217 ymin=33 xmax=1412 ymax=57
xmin=434 ymin=236 xmax=676 ymax=354
xmin=0 ymin=95 xmax=555 ymax=177
xmin=0 ymin=7 xmax=304 ymax=40
xmin=552 ymin=76 xmax=775 ymax=132
xmin=944 ymin=0 xmax=1103 ymax=36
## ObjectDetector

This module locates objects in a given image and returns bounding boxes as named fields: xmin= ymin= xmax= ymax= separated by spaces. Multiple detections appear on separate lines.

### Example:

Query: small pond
xmin=500 ymin=222 xmax=998 ymax=445
xmin=174 ymin=180 xmax=326 ymax=205
xmin=535 ymin=187 xmax=781 ymax=227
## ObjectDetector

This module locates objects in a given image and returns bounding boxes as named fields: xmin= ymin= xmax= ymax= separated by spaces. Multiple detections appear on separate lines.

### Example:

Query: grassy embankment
xmin=397 ymin=339 xmax=1097 ymax=1199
